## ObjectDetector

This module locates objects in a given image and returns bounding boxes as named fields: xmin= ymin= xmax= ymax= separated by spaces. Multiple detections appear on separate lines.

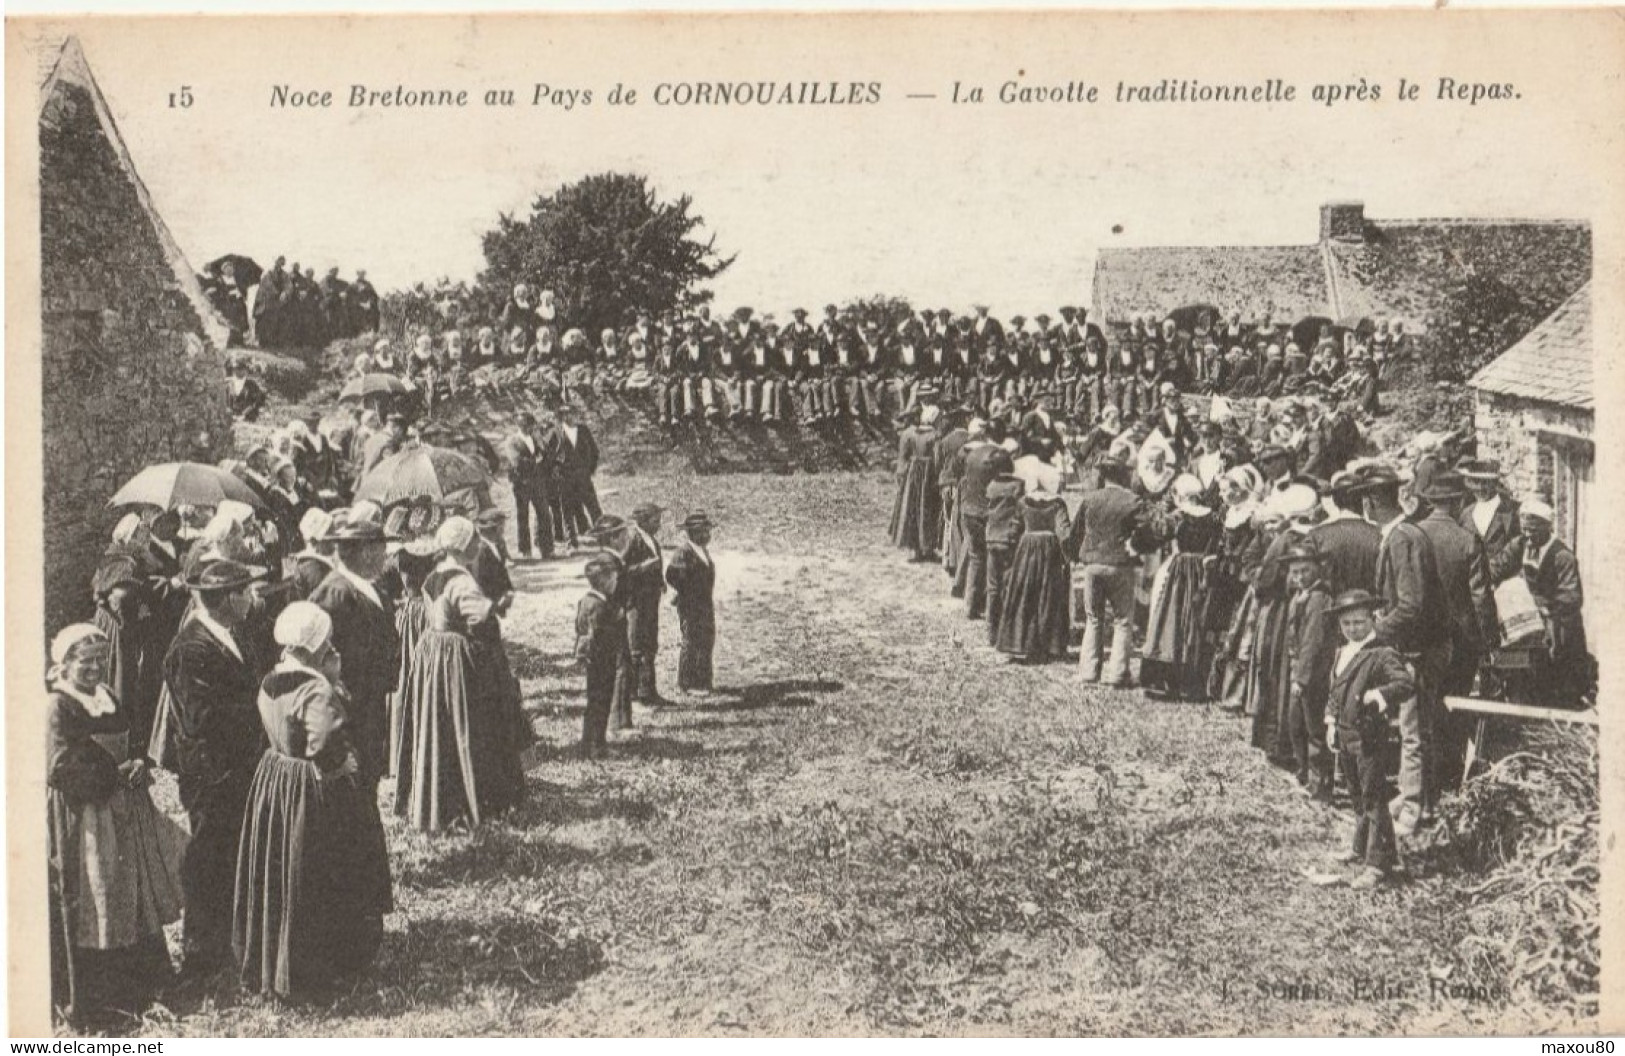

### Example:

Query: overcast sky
xmin=32 ymin=13 xmax=1614 ymax=317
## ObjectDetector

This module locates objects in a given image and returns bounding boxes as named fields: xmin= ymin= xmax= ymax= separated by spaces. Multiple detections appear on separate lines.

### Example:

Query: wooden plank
xmin=1443 ymin=695 xmax=1599 ymax=725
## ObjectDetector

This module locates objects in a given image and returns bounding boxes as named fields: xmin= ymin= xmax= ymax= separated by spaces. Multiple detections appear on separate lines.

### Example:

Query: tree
xmin=477 ymin=173 xmax=735 ymax=337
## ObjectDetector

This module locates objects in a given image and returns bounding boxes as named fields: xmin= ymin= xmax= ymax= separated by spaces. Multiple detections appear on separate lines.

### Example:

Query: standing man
xmin=308 ymin=516 xmax=399 ymax=796
xmin=934 ymin=406 xmax=972 ymax=583
xmin=1353 ymin=463 xmax=1447 ymax=836
xmin=505 ymin=412 xmax=553 ymax=560
xmin=549 ymin=405 xmax=602 ymax=549
xmin=1068 ymin=457 xmax=1145 ymax=687
xmin=1515 ymin=500 xmax=1591 ymax=709
xmin=619 ymin=503 xmax=668 ymax=707
xmin=162 ymin=559 xmax=267 ymax=977
xmin=955 ymin=421 xmax=1015 ymax=619
xmin=1415 ymin=471 xmax=1496 ymax=783
xmin=1309 ymin=469 xmax=1381 ymax=595
xmin=665 ymin=512 xmax=718 ymax=696
xmin=1457 ymin=459 xmax=1522 ymax=584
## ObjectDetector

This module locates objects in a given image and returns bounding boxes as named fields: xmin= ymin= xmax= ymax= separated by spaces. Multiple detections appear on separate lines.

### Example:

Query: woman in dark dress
xmin=387 ymin=539 xmax=439 ymax=782
xmin=396 ymin=517 xmax=527 ymax=832
xmin=888 ymin=406 xmax=942 ymax=561
xmin=1142 ymin=475 xmax=1223 ymax=700
xmin=47 ymin=625 xmax=184 ymax=1028
xmin=233 ymin=603 xmax=392 ymax=999
xmin=994 ymin=485 xmax=1073 ymax=663
xmin=91 ymin=515 xmax=153 ymax=744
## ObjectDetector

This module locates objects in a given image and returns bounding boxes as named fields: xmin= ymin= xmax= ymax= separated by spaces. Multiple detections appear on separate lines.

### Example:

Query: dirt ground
xmin=136 ymin=470 xmax=1584 ymax=1038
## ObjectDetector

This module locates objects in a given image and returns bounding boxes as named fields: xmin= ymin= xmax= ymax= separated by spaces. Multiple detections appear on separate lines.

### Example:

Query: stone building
xmin=1468 ymin=282 xmax=1595 ymax=580
xmin=1091 ymin=201 xmax=1590 ymax=338
xmin=39 ymin=37 xmax=232 ymax=631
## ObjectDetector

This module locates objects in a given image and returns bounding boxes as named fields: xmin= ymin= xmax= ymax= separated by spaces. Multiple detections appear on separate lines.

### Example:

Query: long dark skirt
xmin=233 ymin=752 xmax=391 ymax=998
xmin=397 ymin=629 xmax=483 ymax=831
xmin=888 ymin=458 xmax=941 ymax=555
xmin=1247 ymin=596 xmax=1291 ymax=753
xmin=1141 ymin=553 xmax=1211 ymax=699
xmin=1216 ymin=589 xmax=1257 ymax=707
xmin=994 ymin=532 xmax=1072 ymax=661
xmin=470 ymin=635 xmax=528 ymax=819
xmin=388 ymin=596 xmax=427 ymax=781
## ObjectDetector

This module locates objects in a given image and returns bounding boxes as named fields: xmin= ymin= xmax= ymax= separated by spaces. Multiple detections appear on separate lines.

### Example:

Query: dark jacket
xmin=1068 ymin=483 xmax=1144 ymax=567
xmin=1374 ymin=518 xmax=1448 ymax=652
xmin=1418 ymin=509 xmax=1496 ymax=655
xmin=1458 ymin=496 xmax=1523 ymax=584
xmin=548 ymin=423 xmax=600 ymax=482
xmin=619 ymin=527 xmax=667 ymax=605
xmin=985 ymin=474 xmax=1027 ymax=548
xmin=1286 ymin=581 xmax=1336 ymax=698
xmin=956 ymin=442 xmax=1015 ymax=517
xmin=1308 ymin=515 xmax=1381 ymax=596
xmin=162 ymin=616 xmax=265 ymax=810
xmin=1329 ymin=638 xmax=1415 ymax=747
xmin=307 ymin=569 xmax=398 ymax=782
xmin=665 ymin=541 xmax=716 ymax=626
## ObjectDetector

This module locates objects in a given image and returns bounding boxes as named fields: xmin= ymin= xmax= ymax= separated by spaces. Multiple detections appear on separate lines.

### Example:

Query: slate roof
xmin=1325 ymin=219 xmax=1591 ymax=325
xmin=1091 ymin=208 xmax=1591 ymax=337
xmin=1469 ymin=281 xmax=1592 ymax=411
xmin=1092 ymin=244 xmax=1328 ymax=325
xmin=38 ymin=37 xmax=229 ymax=349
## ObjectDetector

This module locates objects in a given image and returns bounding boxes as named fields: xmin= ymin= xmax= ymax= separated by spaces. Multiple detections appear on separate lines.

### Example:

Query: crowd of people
xmin=201 ymin=257 xmax=379 ymax=350
xmin=51 ymin=420 xmax=719 ymax=1025
xmin=891 ymin=388 xmax=1593 ymax=889
xmin=335 ymin=289 xmax=1390 ymax=432
xmin=50 ymin=281 xmax=1589 ymax=1025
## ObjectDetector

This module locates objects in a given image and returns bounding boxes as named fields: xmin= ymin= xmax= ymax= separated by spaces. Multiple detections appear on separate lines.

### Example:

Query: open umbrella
xmin=339 ymin=372 xmax=410 ymax=402
xmin=108 ymin=461 xmax=267 ymax=511
xmin=1291 ymin=315 xmax=1336 ymax=352
xmin=204 ymin=254 xmax=263 ymax=290
xmin=354 ymin=443 xmax=492 ymax=508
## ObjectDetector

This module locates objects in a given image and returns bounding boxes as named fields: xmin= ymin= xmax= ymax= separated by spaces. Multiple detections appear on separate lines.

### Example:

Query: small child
xmin=1284 ymin=540 xmax=1336 ymax=801
xmin=1324 ymin=589 xmax=1416 ymax=889
xmin=575 ymin=552 xmax=627 ymax=758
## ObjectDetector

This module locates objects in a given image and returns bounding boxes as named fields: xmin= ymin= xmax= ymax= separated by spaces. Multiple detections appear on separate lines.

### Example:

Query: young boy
xmin=575 ymin=552 xmax=627 ymax=758
xmin=1325 ymin=589 xmax=1416 ymax=889
xmin=1284 ymin=540 xmax=1336 ymax=802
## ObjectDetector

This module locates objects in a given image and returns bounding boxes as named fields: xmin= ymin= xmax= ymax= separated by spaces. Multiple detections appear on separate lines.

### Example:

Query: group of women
xmin=51 ymin=482 xmax=532 ymax=1027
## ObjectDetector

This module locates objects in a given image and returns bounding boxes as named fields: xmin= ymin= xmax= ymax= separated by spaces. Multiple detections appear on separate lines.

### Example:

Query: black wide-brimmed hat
xmin=183 ymin=558 xmax=266 ymax=593
xmin=681 ymin=511 xmax=714 ymax=532
xmin=1415 ymin=471 xmax=1468 ymax=503
xmin=1328 ymin=588 xmax=1383 ymax=616
xmin=1281 ymin=539 xmax=1326 ymax=565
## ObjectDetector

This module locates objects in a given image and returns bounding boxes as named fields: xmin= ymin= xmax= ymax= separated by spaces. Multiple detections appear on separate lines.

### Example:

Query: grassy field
xmin=126 ymin=470 xmax=1591 ymax=1037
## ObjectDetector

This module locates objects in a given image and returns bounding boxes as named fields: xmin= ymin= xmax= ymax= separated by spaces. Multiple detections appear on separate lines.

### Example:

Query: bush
xmin=1432 ymin=725 xmax=1599 ymax=1015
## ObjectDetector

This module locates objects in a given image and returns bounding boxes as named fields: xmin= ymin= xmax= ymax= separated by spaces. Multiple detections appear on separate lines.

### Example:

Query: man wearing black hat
xmin=576 ymin=552 xmax=627 ymax=757
xmin=1354 ymin=462 xmax=1448 ymax=835
xmin=162 ymin=558 xmax=268 ymax=976
xmin=1457 ymin=459 xmax=1523 ymax=584
xmin=505 ymin=411 xmax=554 ymax=560
xmin=1308 ymin=470 xmax=1381 ymax=595
xmin=665 ymin=512 xmax=717 ymax=695
xmin=1416 ymin=471 xmax=1495 ymax=707
xmin=619 ymin=503 xmax=668 ymax=706
xmin=308 ymin=516 xmax=400 ymax=793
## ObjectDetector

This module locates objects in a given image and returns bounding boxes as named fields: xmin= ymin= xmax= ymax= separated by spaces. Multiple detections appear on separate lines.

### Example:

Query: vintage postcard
xmin=5 ymin=9 xmax=1622 ymax=1039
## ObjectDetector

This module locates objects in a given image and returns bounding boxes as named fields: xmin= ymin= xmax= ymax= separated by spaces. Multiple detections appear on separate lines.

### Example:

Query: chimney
xmin=1320 ymin=201 xmax=1366 ymax=243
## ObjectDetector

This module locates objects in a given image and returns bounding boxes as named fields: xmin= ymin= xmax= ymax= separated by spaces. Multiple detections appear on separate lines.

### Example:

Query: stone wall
xmin=39 ymin=79 xmax=231 ymax=632
xmin=1472 ymin=389 xmax=1591 ymax=538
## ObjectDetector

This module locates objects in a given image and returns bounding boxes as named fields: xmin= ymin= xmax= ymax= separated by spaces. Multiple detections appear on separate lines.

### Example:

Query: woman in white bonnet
xmin=233 ymin=602 xmax=392 ymax=999
xmin=395 ymin=517 xmax=527 ymax=832
xmin=47 ymin=623 xmax=184 ymax=1027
